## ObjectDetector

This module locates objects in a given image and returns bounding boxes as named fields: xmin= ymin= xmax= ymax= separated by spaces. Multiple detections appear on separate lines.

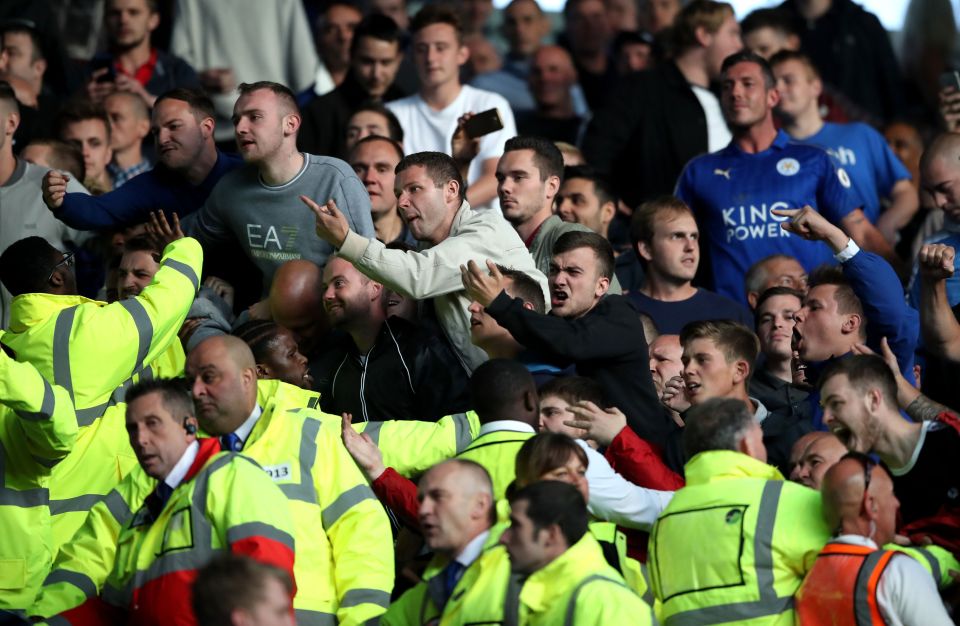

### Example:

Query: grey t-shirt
xmin=1 ymin=160 xmax=91 ymax=326
xmin=187 ymin=153 xmax=375 ymax=293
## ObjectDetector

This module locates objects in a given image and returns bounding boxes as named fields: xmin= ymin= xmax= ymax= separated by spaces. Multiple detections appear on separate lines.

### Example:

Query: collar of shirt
xmin=833 ymin=534 xmax=879 ymax=550
xmin=729 ymin=129 xmax=791 ymax=156
xmin=163 ymin=440 xmax=200 ymax=491
xmin=523 ymin=217 xmax=548 ymax=249
xmin=454 ymin=530 xmax=490 ymax=568
xmin=478 ymin=420 xmax=537 ymax=437
xmin=115 ymin=47 xmax=158 ymax=86
xmin=232 ymin=405 xmax=264 ymax=447
xmin=751 ymin=397 xmax=769 ymax=424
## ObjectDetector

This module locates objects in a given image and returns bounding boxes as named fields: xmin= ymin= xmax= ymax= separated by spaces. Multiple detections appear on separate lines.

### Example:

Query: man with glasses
xmin=0 ymin=229 xmax=202 ymax=564
xmin=795 ymin=453 xmax=952 ymax=625
xmin=0 ymin=80 xmax=90 ymax=326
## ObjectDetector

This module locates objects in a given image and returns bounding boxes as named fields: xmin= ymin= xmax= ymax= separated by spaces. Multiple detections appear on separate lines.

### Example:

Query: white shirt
xmin=751 ymin=397 xmax=769 ymax=425
xmin=478 ymin=420 xmax=536 ymax=437
xmin=575 ymin=439 xmax=673 ymax=531
xmin=454 ymin=530 xmax=490 ymax=569
xmin=231 ymin=405 xmax=264 ymax=448
xmin=690 ymin=85 xmax=731 ymax=153
xmin=163 ymin=440 xmax=200 ymax=490
xmin=832 ymin=535 xmax=952 ymax=626
xmin=387 ymin=85 xmax=518 ymax=211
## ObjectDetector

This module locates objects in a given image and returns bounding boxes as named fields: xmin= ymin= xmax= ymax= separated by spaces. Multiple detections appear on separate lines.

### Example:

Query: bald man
xmin=263 ymin=259 xmax=328 ymax=358
xmin=788 ymin=431 xmax=846 ymax=489
xmin=185 ymin=334 xmax=395 ymax=624
xmin=909 ymin=133 xmax=960 ymax=310
xmin=382 ymin=459 xmax=497 ymax=624
xmin=796 ymin=455 xmax=952 ymax=625
xmin=517 ymin=46 xmax=584 ymax=144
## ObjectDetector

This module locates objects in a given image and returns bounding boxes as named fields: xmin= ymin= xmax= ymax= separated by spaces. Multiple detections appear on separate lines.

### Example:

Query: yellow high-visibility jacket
xmin=648 ymin=450 xmax=831 ymax=626
xmin=33 ymin=379 xmax=393 ymax=626
xmin=255 ymin=380 xmax=479 ymax=477
xmin=383 ymin=526 xmax=652 ymax=626
xmin=1 ymin=238 xmax=200 ymax=550
xmin=0 ymin=345 xmax=77 ymax=612
xmin=50 ymin=440 xmax=296 ymax=626
xmin=456 ymin=425 xmax=535 ymax=499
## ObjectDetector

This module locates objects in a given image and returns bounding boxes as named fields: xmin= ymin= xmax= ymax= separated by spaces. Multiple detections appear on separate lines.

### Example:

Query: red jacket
xmin=62 ymin=438 xmax=296 ymax=626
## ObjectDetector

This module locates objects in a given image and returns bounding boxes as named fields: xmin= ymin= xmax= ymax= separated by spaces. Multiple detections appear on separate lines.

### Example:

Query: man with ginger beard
xmin=313 ymin=255 xmax=469 ymax=422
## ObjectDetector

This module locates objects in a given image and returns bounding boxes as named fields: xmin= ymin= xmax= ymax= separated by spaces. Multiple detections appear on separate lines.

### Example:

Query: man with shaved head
xmin=187 ymin=80 xmax=375 ymax=296
xmin=796 ymin=454 xmax=952 ymax=624
xmin=516 ymin=46 xmax=584 ymax=144
xmin=909 ymin=133 xmax=960 ymax=308
xmin=185 ymin=334 xmax=395 ymax=623
xmin=788 ymin=431 xmax=845 ymax=489
xmin=265 ymin=259 xmax=328 ymax=359
xmin=382 ymin=459 xmax=497 ymax=623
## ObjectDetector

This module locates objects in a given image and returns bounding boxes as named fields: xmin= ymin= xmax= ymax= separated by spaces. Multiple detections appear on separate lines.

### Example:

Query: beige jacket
xmin=339 ymin=201 xmax=548 ymax=372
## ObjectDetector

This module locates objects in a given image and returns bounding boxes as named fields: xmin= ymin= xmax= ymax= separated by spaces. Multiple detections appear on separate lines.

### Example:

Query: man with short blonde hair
xmin=629 ymin=196 xmax=751 ymax=334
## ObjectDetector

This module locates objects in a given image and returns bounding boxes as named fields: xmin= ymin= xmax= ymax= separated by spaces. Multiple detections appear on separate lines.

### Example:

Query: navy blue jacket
xmin=54 ymin=151 xmax=243 ymax=230
xmin=808 ymin=248 xmax=919 ymax=427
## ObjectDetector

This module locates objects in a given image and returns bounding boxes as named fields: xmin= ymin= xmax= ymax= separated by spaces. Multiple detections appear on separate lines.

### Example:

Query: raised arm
xmin=0 ymin=345 xmax=77 ymax=464
xmin=44 ymin=170 xmax=160 ymax=230
xmin=306 ymin=197 xmax=528 ymax=299
xmin=918 ymin=243 xmax=960 ymax=362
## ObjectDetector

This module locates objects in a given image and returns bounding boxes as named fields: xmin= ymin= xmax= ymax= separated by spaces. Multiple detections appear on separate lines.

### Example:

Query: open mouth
xmin=792 ymin=327 xmax=804 ymax=350
xmin=551 ymin=290 xmax=569 ymax=307
xmin=828 ymin=423 xmax=852 ymax=445
xmin=685 ymin=382 xmax=701 ymax=395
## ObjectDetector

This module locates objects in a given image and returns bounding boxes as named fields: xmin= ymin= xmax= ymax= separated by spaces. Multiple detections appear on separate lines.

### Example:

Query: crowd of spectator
xmin=3 ymin=0 xmax=960 ymax=624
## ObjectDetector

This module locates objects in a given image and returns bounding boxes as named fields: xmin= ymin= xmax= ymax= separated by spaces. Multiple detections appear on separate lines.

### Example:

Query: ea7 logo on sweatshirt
xmin=247 ymin=224 xmax=301 ymax=261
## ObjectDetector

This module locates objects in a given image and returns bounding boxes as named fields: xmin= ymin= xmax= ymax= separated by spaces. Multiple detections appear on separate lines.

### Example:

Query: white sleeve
xmin=578 ymin=440 xmax=673 ymax=531
xmin=877 ymin=554 xmax=953 ymax=626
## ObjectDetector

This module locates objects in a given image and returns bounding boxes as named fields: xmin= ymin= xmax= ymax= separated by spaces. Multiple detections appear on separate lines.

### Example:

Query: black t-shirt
xmin=892 ymin=420 xmax=960 ymax=526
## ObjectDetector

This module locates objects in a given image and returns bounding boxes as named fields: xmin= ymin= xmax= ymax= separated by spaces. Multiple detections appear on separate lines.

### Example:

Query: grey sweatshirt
xmin=187 ymin=153 xmax=375 ymax=293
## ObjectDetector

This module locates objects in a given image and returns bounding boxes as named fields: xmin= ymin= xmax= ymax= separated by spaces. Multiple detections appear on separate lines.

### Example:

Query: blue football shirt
xmin=795 ymin=122 xmax=911 ymax=224
xmin=676 ymin=130 xmax=859 ymax=302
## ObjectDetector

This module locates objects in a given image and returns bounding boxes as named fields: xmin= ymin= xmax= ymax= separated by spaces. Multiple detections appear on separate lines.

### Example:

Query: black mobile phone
xmin=463 ymin=108 xmax=504 ymax=139
xmin=92 ymin=58 xmax=116 ymax=83
xmin=940 ymin=70 xmax=960 ymax=91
